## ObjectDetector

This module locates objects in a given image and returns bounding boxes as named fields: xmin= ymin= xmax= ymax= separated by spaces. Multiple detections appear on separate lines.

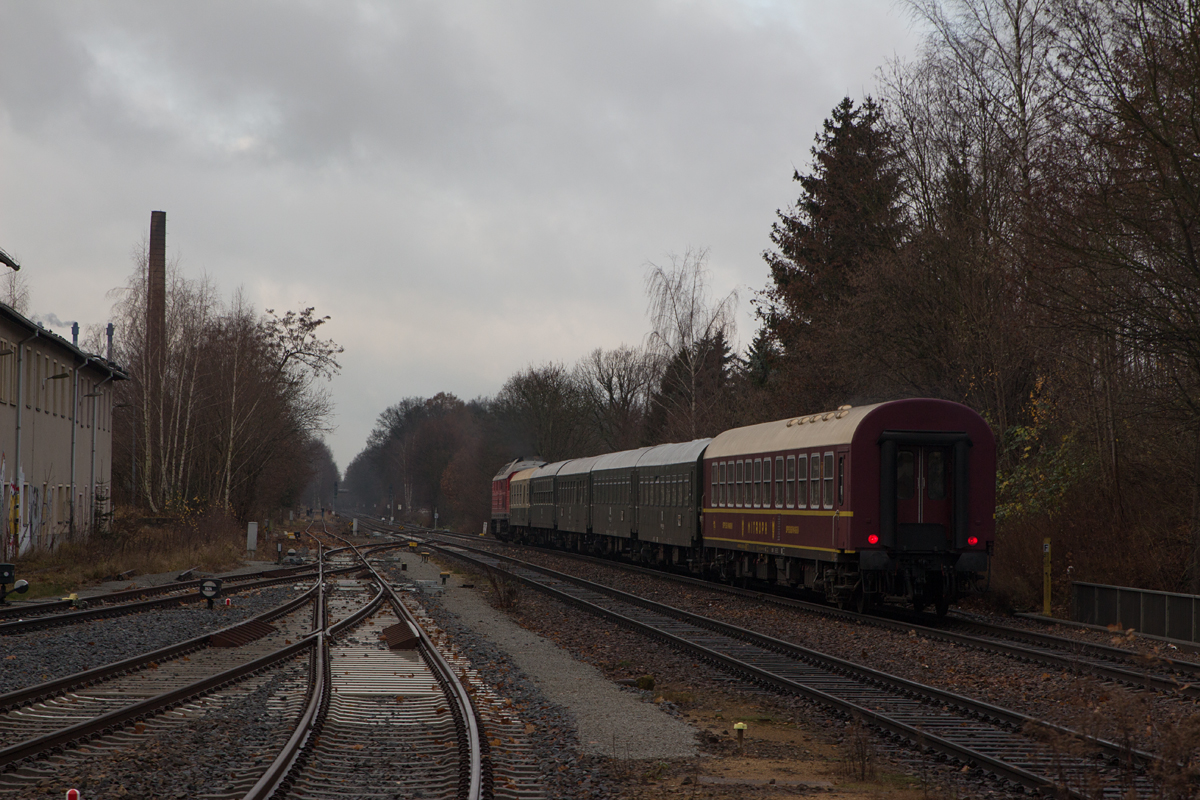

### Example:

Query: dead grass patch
xmin=14 ymin=506 xmax=248 ymax=598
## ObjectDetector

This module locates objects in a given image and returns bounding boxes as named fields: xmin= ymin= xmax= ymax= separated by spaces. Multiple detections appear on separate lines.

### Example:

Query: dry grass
xmin=13 ymin=506 xmax=249 ymax=598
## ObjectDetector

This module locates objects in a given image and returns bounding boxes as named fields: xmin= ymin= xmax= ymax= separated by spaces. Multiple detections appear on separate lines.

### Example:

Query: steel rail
xmin=0 ymin=635 xmax=316 ymax=771
xmin=243 ymin=541 xmax=389 ymax=800
xmin=418 ymin=527 xmax=1200 ymax=700
xmin=0 ymin=582 xmax=318 ymax=713
xmin=0 ymin=566 xmax=357 ymax=636
xmin=326 ymin=528 xmax=489 ymax=800
xmin=0 ymin=565 xmax=314 ymax=622
xmin=434 ymin=543 xmax=1158 ymax=798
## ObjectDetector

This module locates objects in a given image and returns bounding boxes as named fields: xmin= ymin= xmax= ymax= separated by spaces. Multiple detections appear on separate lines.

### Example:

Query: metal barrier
xmin=1073 ymin=581 xmax=1200 ymax=643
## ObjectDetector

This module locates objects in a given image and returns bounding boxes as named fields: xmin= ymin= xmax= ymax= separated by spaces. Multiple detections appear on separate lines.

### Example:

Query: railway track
xmin=245 ymin=526 xmax=492 ymax=800
xmin=410 ymin=525 xmax=1200 ymax=703
xmin=0 ymin=564 xmax=316 ymax=623
xmin=0 ymin=521 xmax=497 ymax=799
xmin=424 ymin=538 xmax=1162 ymax=798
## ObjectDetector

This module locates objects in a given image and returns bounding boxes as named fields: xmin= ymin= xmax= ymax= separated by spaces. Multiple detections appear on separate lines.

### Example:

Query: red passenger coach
xmin=490 ymin=458 xmax=544 ymax=537
xmin=702 ymin=399 xmax=994 ymax=614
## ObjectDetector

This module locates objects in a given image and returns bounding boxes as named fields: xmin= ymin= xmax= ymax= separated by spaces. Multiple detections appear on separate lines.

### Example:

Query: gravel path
xmin=392 ymin=555 xmax=697 ymax=760
xmin=0 ymin=586 xmax=308 ymax=694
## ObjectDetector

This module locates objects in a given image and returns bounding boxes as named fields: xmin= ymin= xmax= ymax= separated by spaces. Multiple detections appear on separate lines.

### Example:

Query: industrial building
xmin=0 ymin=303 xmax=126 ymax=559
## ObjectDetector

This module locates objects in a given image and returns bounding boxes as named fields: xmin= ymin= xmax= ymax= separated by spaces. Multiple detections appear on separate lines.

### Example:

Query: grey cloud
xmin=0 ymin=0 xmax=921 ymax=467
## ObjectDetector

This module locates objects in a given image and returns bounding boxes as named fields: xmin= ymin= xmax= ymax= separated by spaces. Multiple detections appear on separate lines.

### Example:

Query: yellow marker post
xmin=1043 ymin=537 xmax=1052 ymax=617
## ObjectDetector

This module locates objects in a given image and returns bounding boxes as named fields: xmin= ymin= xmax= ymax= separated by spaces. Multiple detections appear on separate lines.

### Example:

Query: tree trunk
xmin=1190 ymin=428 xmax=1200 ymax=595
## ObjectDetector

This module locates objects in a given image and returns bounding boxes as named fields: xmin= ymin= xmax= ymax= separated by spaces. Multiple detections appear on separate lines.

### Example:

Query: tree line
xmin=348 ymin=0 xmax=1200 ymax=606
xmin=107 ymin=255 xmax=342 ymax=524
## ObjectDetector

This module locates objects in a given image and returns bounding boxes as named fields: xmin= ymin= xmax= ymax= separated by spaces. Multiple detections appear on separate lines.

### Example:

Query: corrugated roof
xmin=704 ymin=404 xmax=882 ymax=458
xmin=591 ymin=446 xmax=654 ymax=472
xmin=636 ymin=438 xmax=711 ymax=468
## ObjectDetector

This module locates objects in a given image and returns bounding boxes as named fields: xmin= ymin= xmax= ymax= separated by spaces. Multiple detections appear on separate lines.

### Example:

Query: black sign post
xmin=199 ymin=578 xmax=223 ymax=610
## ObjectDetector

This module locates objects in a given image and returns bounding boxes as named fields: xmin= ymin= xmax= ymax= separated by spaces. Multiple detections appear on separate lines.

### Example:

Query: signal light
xmin=867 ymin=534 xmax=879 ymax=545
xmin=967 ymin=536 xmax=979 ymax=546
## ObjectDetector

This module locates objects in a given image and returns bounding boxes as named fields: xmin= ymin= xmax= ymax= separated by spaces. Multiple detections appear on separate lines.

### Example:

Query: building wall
xmin=0 ymin=314 xmax=121 ymax=558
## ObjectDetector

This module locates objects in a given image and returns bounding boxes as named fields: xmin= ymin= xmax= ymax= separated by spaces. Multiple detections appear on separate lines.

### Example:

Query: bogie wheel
xmin=935 ymin=598 xmax=951 ymax=617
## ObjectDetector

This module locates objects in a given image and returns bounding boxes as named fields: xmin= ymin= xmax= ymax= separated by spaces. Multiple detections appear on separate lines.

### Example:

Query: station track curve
xmin=407 ymin=523 xmax=1200 ymax=702
xmin=407 ymin=531 xmax=1160 ymax=798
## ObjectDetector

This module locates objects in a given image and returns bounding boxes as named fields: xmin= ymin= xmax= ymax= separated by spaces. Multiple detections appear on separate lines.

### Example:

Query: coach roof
xmin=557 ymin=455 xmax=603 ymax=478
xmin=705 ymin=404 xmax=882 ymax=459
xmin=590 ymin=446 xmax=653 ymax=472
xmin=491 ymin=458 xmax=545 ymax=482
xmin=636 ymin=438 xmax=711 ymax=468
xmin=530 ymin=461 xmax=569 ymax=480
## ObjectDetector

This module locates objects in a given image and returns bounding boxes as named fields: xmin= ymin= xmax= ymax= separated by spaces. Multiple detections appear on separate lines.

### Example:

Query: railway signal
xmin=199 ymin=578 xmax=223 ymax=610
xmin=0 ymin=564 xmax=28 ymax=605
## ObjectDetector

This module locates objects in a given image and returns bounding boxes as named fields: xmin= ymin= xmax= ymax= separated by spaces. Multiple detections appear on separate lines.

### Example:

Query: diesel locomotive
xmin=490 ymin=398 xmax=995 ymax=614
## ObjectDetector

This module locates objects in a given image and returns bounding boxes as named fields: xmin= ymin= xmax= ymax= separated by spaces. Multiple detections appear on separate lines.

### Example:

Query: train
xmin=490 ymin=398 xmax=995 ymax=614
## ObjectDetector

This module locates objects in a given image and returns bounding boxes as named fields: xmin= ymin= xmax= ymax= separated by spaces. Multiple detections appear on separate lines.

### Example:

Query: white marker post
xmin=247 ymin=521 xmax=258 ymax=556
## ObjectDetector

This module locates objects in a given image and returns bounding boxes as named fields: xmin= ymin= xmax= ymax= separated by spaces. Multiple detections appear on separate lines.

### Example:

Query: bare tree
xmin=645 ymin=247 xmax=738 ymax=441
xmin=495 ymin=363 xmax=595 ymax=462
xmin=573 ymin=345 xmax=655 ymax=451
xmin=2 ymin=271 xmax=29 ymax=315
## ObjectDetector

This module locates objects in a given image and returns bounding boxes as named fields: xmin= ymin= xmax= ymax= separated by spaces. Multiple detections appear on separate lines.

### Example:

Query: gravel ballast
xmin=0 ymin=586 xmax=308 ymax=694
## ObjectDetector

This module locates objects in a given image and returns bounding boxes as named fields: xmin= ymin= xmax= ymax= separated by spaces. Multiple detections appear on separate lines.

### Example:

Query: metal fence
xmin=1073 ymin=581 xmax=1200 ymax=643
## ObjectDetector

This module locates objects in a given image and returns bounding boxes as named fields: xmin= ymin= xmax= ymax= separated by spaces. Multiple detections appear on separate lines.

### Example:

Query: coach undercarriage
xmin=504 ymin=525 xmax=982 ymax=615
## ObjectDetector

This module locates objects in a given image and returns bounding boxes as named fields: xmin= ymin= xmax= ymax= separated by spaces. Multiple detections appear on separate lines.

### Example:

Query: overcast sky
xmin=0 ymin=1 xmax=922 ymax=471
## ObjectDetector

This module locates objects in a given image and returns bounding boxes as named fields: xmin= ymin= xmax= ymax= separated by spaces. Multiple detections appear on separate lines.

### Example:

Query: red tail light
xmin=967 ymin=536 xmax=979 ymax=546
xmin=867 ymin=534 xmax=879 ymax=545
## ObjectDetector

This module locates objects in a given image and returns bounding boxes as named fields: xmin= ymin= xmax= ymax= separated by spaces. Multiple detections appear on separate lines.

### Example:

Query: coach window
xmin=762 ymin=458 xmax=771 ymax=506
xmin=837 ymin=455 xmax=845 ymax=505
xmin=810 ymin=454 xmax=821 ymax=508
xmin=823 ymin=453 xmax=835 ymax=508
xmin=774 ymin=457 xmax=784 ymax=508
xmin=785 ymin=456 xmax=795 ymax=507
xmin=718 ymin=462 xmax=726 ymax=507
xmin=897 ymin=451 xmax=915 ymax=500
xmin=735 ymin=461 xmax=743 ymax=507
xmin=797 ymin=455 xmax=807 ymax=509
xmin=928 ymin=450 xmax=946 ymax=500
xmin=763 ymin=459 xmax=771 ymax=507
xmin=750 ymin=459 xmax=759 ymax=507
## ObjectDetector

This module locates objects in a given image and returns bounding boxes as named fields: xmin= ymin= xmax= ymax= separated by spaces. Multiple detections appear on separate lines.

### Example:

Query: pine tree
xmin=758 ymin=97 xmax=906 ymax=397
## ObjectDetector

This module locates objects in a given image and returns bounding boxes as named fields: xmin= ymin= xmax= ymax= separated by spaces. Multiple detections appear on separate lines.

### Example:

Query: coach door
xmin=894 ymin=446 xmax=952 ymax=551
